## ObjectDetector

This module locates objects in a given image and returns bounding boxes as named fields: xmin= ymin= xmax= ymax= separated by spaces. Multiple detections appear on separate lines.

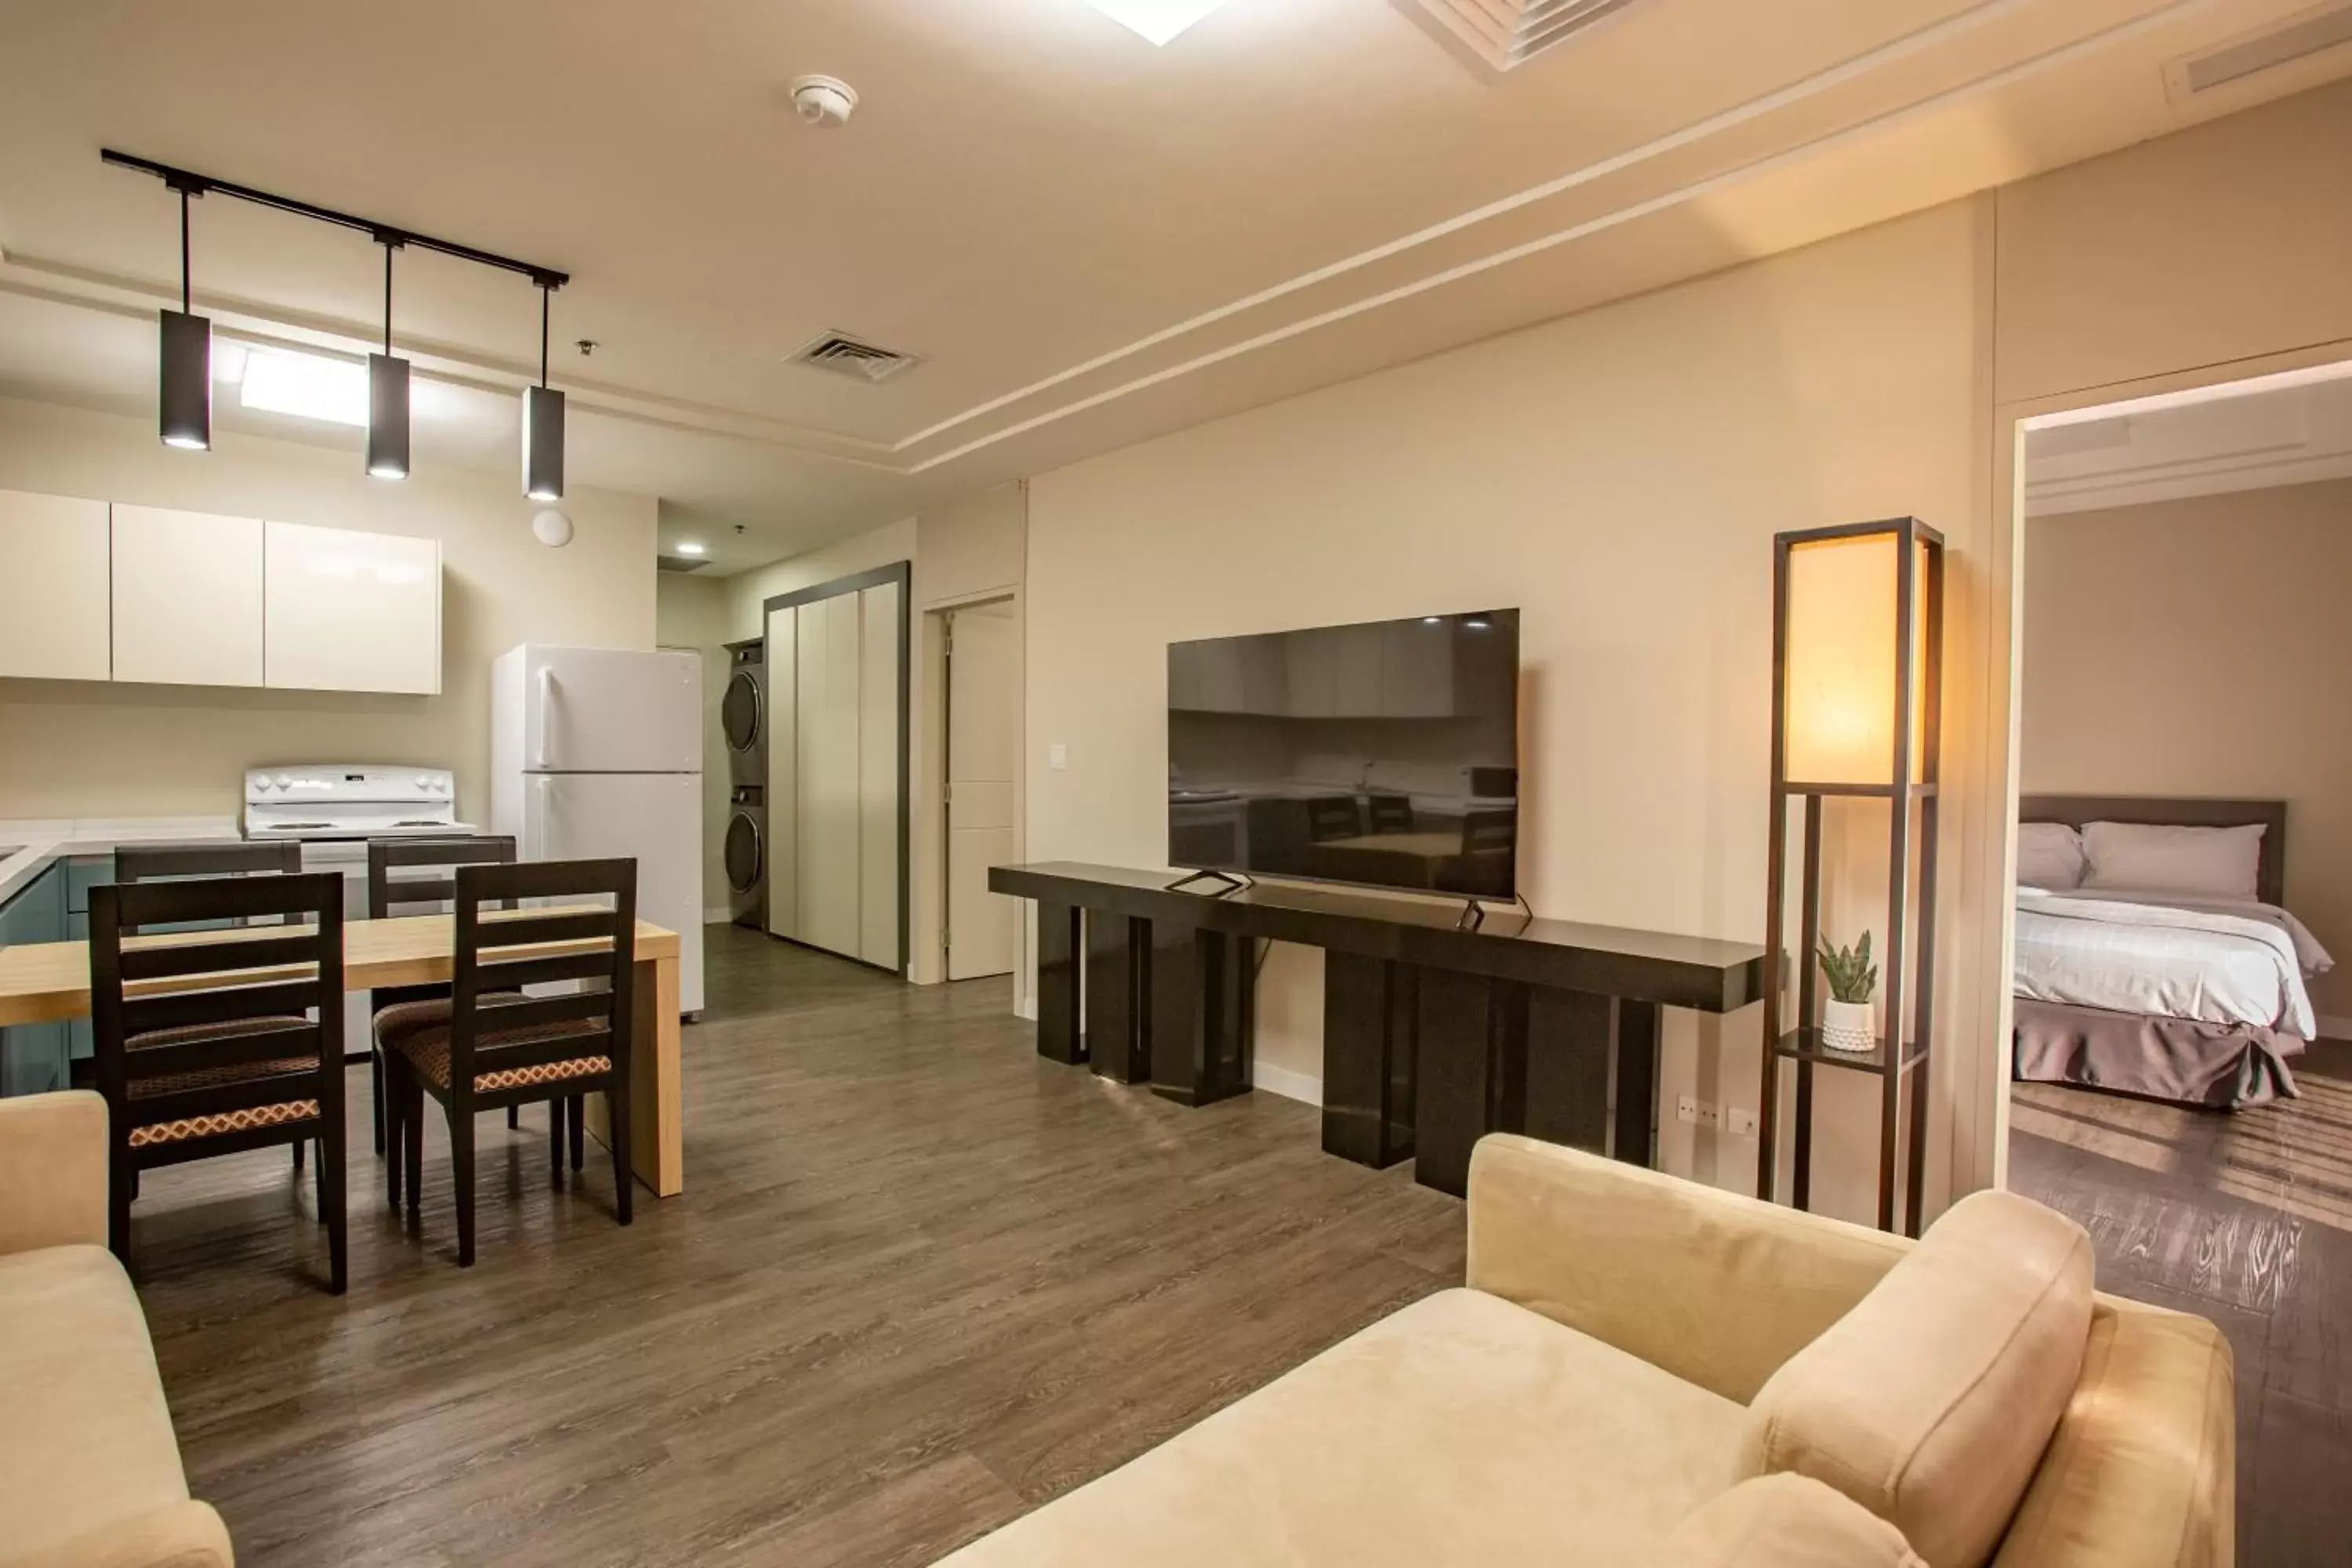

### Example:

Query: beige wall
xmin=0 ymin=396 xmax=656 ymax=829
xmin=1027 ymin=198 xmax=1995 ymax=1223
xmin=656 ymin=572 xmax=736 ymax=920
xmin=1020 ymin=74 xmax=2352 ymax=1218
xmin=2020 ymin=477 xmax=2352 ymax=1025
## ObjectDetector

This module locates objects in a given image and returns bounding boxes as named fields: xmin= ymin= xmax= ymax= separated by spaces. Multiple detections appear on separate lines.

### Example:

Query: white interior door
xmin=765 ymin=604 xmax=799 ymax=942
xmin=797 ymin=592 xmax=863 ymax=959
xmin=857 ymin=580 xmax=903 ymax=971
xmin=946 ymin=603 xmax=1018 ymax=980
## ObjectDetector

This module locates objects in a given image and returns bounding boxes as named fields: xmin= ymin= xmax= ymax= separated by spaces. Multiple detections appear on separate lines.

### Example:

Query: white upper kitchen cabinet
xmin=263 ymin=521 xmax=441 ymax=694
xmin=0 ymin=490 xmax=111 ymax=681
xmin=111 ymin=505 xmax=264 ymax=688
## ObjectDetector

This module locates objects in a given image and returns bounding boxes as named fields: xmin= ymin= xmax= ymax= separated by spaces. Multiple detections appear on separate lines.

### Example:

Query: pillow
xmin=2014 ymin=823 xmax=2086 ymax=890
xmin=1736 ymin=1190 xmax=2094 ymax=1568
xmin=1662 ymin=1475 xmax=1924 ymax=1567
xmin=2081 ymin=820 xmax=2264 ymax=900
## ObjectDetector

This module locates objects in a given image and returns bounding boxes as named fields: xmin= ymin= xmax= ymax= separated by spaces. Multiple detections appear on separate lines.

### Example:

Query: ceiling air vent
xmin=789 ymin=330 xmax=920 ymax=385
xmin=1399 ymin=0 xmax=1647 ymax=76
xmin=656 ymin=554 xmax=711 ymax=574
xmin=2165 ymin=2 xmax=2352 ymax=100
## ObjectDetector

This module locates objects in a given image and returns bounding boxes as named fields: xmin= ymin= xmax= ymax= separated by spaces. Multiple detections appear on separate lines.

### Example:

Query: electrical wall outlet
xmin=1726 ymin=1107 xmax=1759 ymax=1138
xmin=1675 ymin=1094 xmax=1722 ymax=1129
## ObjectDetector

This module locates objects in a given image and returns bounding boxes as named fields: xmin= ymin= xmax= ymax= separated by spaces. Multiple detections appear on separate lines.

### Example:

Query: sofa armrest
xmin=1991 ymin=1298 xmax=2234 ymax=1568
xmin=1 ymin=1501 xmax=233 ymax=1568
xmin=0 ymin=1091 xmax=109 ymax=1257
xmin=1465 ymin=1134 xmax=1914 ymax=1403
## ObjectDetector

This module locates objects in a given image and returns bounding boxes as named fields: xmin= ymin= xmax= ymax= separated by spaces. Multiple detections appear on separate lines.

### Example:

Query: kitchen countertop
xmin=0 ymin=818 xmax=241 ymax=907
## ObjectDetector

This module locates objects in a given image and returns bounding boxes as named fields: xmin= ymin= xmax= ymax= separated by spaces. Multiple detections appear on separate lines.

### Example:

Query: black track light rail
xmin=102 ymin=148 xmax=569 ymax=292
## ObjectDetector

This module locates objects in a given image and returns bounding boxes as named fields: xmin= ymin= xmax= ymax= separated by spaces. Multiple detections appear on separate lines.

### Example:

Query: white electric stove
xmin=245 ymin=764 xmax=477 ymax=1058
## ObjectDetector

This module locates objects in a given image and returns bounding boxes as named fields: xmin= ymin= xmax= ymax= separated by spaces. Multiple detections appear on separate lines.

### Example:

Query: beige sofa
xmin=0 ymin=1092 xmax=233 ymax=1568
xmin=940 ymin=1134 xmax=2233 ymax=1566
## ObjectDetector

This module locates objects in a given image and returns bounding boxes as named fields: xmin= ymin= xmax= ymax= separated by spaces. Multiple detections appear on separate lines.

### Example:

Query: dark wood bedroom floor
xmin=2009 ymin=1044 xmax=2352 ymax=1567
xmin=125 ymin=924 xmax=1466 ymax=1567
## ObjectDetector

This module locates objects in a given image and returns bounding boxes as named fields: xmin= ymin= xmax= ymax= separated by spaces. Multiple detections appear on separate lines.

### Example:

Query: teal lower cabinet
xmin=62 ymin=858 xmax=109 ymax=1076
xmin=0 ymin=863 xmax=69 ymax=1098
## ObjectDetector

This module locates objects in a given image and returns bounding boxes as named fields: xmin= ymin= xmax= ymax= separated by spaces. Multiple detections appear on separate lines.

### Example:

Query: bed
xmin=2013 ymin=795 xmax=2332 ymax=1110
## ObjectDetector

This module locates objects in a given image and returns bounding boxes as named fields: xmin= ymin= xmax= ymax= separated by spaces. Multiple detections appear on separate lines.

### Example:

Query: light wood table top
xmin=0 ymin=908 xmax=687 ymax=1196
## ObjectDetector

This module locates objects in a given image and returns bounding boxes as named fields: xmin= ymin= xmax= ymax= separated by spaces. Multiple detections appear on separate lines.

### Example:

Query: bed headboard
xmin=2018 ymin=794 xmax=2288 ymax=906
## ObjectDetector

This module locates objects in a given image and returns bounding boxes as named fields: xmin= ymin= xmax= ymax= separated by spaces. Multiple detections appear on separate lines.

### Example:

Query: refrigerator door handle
xmin=534 ymin=666 xmax=556 ymax=771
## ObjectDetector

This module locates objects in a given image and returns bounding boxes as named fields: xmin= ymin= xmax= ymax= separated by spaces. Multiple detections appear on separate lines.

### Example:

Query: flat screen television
xmin=1167 ymin=609 xmax=1520 ymax=899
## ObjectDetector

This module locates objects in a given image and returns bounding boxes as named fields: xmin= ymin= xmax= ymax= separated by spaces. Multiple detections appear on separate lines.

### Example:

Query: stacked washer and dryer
xmin=721 ymin=638 xmax=767 ymax=927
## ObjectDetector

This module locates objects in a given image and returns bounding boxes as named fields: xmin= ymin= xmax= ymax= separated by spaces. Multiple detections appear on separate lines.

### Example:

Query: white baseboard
xmin=2320 ymin=1014 xmax=2352 ymax=1043
xmin=1014 ymin=996 xmax=1037 ymax=1022
xmin=1251 ymin=1060 xmax=1323 ymax=1107
xmin=702 ymin=906 xmax=732 ymax=926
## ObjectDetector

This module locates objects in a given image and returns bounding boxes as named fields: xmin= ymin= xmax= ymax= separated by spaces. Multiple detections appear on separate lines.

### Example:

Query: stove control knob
xmin=254 ymin=776 xmax=274 ymax=792
xmin=415 ymin=775 xmax=431 ymax=789
xmin=274 ymin=774 xmax=293 ymax=789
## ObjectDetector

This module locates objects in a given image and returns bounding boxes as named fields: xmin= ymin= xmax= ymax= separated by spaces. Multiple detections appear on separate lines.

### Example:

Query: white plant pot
xmin=1820 ymin=999 xmax=1877 ymax=1054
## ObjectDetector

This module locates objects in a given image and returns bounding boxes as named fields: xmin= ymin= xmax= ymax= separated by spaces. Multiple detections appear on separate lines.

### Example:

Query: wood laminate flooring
xmin=128 ymin=924 xmax=1465 ymax=1566
xmin=2009 ymin=1042 xmax=2352 ymax=1567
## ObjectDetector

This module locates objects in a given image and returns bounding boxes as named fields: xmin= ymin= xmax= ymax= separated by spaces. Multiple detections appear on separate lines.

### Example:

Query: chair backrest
xmin=88 ymin=873 xmax=344 ymax=1132
xmin=443 ymin=859 xmax=637 ymax=1102
xmin=367 ymin=836 xmax=518 ymax=918
xmin=1367 ymin=794 xmax=1414 ymax=834
xmin=1305 ymin=795 xmax=1363 ymax=842
xmin=1461 ymin=808 xmax=1516 ymax=855
xmin=115 ymin=840 xmax=303 ymax=883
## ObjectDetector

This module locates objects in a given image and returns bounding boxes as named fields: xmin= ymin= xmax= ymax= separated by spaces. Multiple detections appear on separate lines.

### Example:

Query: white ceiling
xmin=2 ymin=0 xmax=2350 ymax=574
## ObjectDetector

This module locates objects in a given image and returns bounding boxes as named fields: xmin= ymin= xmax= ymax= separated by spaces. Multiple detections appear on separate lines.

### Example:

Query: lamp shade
xmin=158 ymin=308 xmax=212 ymax=450
xmin=367 ymin=353 xmax=410 ymax=479
xmin=1780 ymin=527 xmax=1929 ymax=787
xmin=522 ymin=384 xmax=564 ymax=502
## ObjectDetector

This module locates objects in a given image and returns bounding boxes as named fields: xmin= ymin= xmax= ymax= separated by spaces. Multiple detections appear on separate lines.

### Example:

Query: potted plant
xmin=1817 ymin=932 xmax=1878 ymax=1054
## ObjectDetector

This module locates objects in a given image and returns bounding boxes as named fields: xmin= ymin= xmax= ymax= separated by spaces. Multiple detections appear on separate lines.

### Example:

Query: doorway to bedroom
xmin=2003 ymin=358 xmax=2352 ymax=1559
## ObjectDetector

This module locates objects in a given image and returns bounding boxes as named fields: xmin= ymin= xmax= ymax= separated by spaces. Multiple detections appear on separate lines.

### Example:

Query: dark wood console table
xmin=989 ymin=862 xmax=1766 ymax=1196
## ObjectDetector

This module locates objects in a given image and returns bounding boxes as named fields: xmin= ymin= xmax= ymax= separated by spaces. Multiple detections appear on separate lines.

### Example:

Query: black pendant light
xmin=522 ymin=282 xmax=564 ymax=502
xmin=158 ymin=187 xmax=211 ymax=450
xmin=367 ymin=241 xmax=411 ymax=479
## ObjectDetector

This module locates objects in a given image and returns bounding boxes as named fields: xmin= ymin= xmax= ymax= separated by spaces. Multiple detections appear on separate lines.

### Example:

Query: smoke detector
xmin=789 ymin=74 xmax=858 ymax=128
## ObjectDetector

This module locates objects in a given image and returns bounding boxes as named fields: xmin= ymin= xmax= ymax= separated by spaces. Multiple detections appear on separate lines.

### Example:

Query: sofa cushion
xmin=1662 ymin=1474 xmax=1923 ymax=1566
xmin=0 ymin=1245 xmax=194 ymax=1560
xmin=1737 ymin=1191 xmax=2094 ymax=1568
xmin=936 ymin=1287 xmax=1746 ymax=1567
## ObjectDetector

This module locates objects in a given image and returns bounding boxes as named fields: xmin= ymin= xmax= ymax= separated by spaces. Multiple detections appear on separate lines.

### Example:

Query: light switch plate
xmin=1049 ymin=742 xmax=1069 ymax=770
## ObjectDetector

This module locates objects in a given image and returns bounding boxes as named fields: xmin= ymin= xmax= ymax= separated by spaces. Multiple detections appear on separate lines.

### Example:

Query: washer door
xmin=722 ymin=669 xmax=762 ymax=755
xmin=724 ymin=811 xmax=764 ymax=893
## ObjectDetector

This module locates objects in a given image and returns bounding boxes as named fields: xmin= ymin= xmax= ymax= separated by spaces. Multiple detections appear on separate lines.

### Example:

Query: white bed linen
xmin=2013 ymin=887 xmax=2330 ymax=1040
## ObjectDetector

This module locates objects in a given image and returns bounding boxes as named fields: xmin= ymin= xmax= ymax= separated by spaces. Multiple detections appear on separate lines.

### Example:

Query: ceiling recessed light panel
xmin=1081 ymin=0 xmax=1229 ymax=45
xmin=238 ymin=347 xmax=369 ymax=427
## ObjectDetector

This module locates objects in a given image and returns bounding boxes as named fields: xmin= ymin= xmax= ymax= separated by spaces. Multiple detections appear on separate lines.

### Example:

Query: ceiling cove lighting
xmin=523 ymin=283 xmax=565 ymax=503
xmin=158 ymin=187 xmax=210 ymax=449
xmin=237 ymin=347 xmax=369 ymax=426
xmin=1080 ymin=0 xmax=1229 ymax=45
xmin=367 ymin=242 xmax=410 ymax=480
xmin=103 ymin=149 xmax=569 ymax=492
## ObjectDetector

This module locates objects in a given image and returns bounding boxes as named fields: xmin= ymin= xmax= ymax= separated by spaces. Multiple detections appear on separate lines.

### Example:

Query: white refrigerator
xmin=490 ymin=644 xmax=705 ymax=1014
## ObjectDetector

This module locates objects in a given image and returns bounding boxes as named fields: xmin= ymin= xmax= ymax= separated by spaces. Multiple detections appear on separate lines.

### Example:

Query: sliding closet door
xmin=764 ymin=603 xmax=799 ymax=942
xmin=857 ymin=579 xmax=903 ymax=971
xmin=798 ymin=591 xmax=865 ymax=958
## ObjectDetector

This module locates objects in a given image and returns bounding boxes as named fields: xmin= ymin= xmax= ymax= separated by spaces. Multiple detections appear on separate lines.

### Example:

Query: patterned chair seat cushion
xmin=380 ymin=999 xmax=612 ymax=1094
xmin=128 ymin=1099 xmax=321 ymax=1148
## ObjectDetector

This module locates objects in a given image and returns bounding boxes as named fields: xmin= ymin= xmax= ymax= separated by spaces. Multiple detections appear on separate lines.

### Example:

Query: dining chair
xmin=363 ymin=836 xmax=534 ymax=1158
xmin=1305 ymin=794 xmax=1363 ymax=842
xmin=88 ymin=871 xmax=348 ymax=1292
xmin=379 ymin=858 xmax=637 ymax=1267
xmin=109 ymin=839 xmax=314 ymax=1178
xmin=1367 ymin=793 xmax=1415 ymax=834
